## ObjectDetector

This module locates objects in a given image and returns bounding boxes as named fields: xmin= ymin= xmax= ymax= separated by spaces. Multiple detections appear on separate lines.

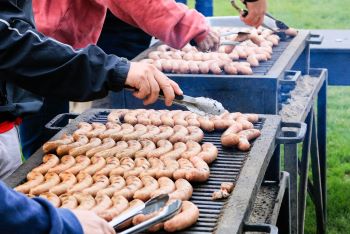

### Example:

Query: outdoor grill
xmin=103 ymin=17 xmax=322 ymax=116
xmin=4 ymin=109 xmax=305 ymax=234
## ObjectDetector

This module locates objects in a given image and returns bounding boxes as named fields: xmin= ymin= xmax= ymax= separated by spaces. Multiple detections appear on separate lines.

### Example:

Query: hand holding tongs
xmin=109 ymin=194 xmax=182 ymax=234
xmin=230 ymin=0 xmax=291 ymax=40
xmin=125 ymin=86 xmax=227 ymax=116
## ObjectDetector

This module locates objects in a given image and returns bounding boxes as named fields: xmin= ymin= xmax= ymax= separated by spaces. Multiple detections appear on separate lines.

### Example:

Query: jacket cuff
xmin=193 ymin=28 xmax=210 ymax=46
xmin=109 ymin=57 xmax=130 ymax=92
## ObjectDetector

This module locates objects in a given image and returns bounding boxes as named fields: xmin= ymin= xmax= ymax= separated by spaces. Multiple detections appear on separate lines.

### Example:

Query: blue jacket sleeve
xmin=0 ymin=181 xmax=83 ymax=234
xmin=0 ymin=1 xmax=130 ymax=102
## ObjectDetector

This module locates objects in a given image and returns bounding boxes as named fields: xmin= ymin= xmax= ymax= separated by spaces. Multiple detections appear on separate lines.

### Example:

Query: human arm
xmin=105 ymin=0 xmax=218 ymax=50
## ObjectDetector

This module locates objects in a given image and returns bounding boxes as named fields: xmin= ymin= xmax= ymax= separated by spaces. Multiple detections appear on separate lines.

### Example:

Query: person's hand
xmin=125 ymin=62 xmax=183 ymax=106
xmin=240 ymin=0 xmax=267 ymax=28
xmin=71 ymin=210 xmax=115 ymax=234
xmin=196 ymin=28 xmax=220 ymax=52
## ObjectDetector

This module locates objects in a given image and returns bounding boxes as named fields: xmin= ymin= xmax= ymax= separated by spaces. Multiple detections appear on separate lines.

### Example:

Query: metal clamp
xmin=243 ymin=223 xmax=278 ymax=234
xmin=45 ymin=113 xmax=79 ymax=132
xmin=306 ymin=33 xmax=323 ymax=45
xmin=280 ymin=70 xmax=302 ymax=86
xmin=276 ymin=122 xmax=307 ymax=144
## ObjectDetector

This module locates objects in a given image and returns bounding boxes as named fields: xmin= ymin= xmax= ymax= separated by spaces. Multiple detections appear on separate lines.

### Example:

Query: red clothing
xmin=32 ymin=0 xmax=209 ymax=49
xmin=0 ymin=118 xmax=22 ymax=134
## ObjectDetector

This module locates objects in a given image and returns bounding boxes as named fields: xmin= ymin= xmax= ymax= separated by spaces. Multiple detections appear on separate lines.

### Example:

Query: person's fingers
xmin=169 ymin=79 xmax=183 ymax=96
xmin=102 ymin=221 xmax=115 ymax=234
xmin=132 ymin=74 xmax=151 ymax=100
xmin=143 ymin=70 xmax=160 ymax=105
xmin=154 ymin=71 xmax=175 ymax=106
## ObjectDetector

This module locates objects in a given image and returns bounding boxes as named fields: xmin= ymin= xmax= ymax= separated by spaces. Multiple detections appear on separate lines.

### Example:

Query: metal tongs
xmin=119 ymin=200 xmax=182 ymax=234
xmin=109 ymin=194 xmax=169 ymax=228
xmin=125 ymin=86 xmax=227 ymax=116
xmin=229 ymin=0 xmax=291 ymax=40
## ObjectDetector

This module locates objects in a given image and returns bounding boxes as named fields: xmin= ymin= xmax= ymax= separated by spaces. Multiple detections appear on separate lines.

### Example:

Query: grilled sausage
xmin=69 ymin=138 xmax=102 ymax=157
xmin=96 ymin=175 xmax=126 ymax=197
xmin=94 ymin=141 xmax=128 ymax=158
xmin=134 ymin=140 xmax=156 ymax=158
xmin=147 ymin=140 xmax=173 ymax=158
xmin=236 ymin=116 xmax=254 ymax=130
xmin=185 ymin=156 xmax=210 ymax=182
xmin=82 ymin=174 xmax=110 ymax=196
xmin=163 ymin=201 xmax=199 ymax=232
xmin=173 ymin=158 xmax=194 ymax=180
xmin=149 ymin=112 xmax=163 ymax=126
xmin=150 ymin=177 xmax=176 ymax=198
xmin=68 ymin=172 xmax=93 ymax=193
xmin=43 ymin=134 xmax=74 ymax=153
xmin=65 ymin=155 xmax=91 ymax=175
xmin=107 ymin=109 xmax=128 ymax=123
xmin=99 ymin=122 xmax=122 ymax=139
xmin=140 ymin=158 xmax=165 ymax=177
xmin=139 ymin=126 xmax=161 ymax=141
xmin=97 ymin=195 xmax=130 ymax=221
xmin=123 ymin=157 xmax=151 ymax=178
xmin=72 ymin=122 xmax=93 ymax=138
xmin=160 ymin=142 xmax=187 ymax=160
xmin=109 ymin=123 xmax=134 ymax=141
xmin=109 ymin=157 xmax=135 ymax=176
xmin=169 ymin=179 xmax=193 ymax=201
xmin=133 ymin=176 xmax=159 ymax=201
xmin=85 ymin=138 xmax=115 ymax=157
xmin=40 ymin=192 xmax=61 ymax=207
xmin=237 ymin=129 xmax=261 ymax=151
xmin=74 ymin=192 xmax=96 ymax=210
xmin=123 ymin=109 xmax=145 ymax=125
xmin=156 ymin=158 xmax=179 ymax=179
xmin=197 ymin=142 xmax=218 ymax=164
xmin=113 ymin=176 xmax=143 ymax=200
xmin=49 ymin=172 xmax=77 ymax=195
xmin=136 ymin=111 xmax=152 ymax=126
xmin=181 ymin=141 xmax=202 ymax=159
xmin=224 ymin=62 xmax=238 ymax=74
xmin=60 ymin=194 xmax=78 ymax=209
xmin=152 ymin=126 xmax=174 ymax=142
xmin=30 ymin=172 xmax=61 ymax=195
xmin=169 ymin=125 xmax=189 ymax=143
xmin=86 ymin=123 xmax=107 ymax=138
xmin=122 ymin=124 xmax=148 ymax=141
xmin=197 ymin=116 xmax=215 ymax=132
xmin=95 ymin=156 xmax=120 ymax=176
xmin=91 ymin=194 xmax=113 ymax=213
xmin=81 ymin=156 xmax=106 ymax=175
xmin=221 ymin=122 xmax=243 ymax=147
xmin=48 ymin=155 xmax=76 ymax=174
xmin=183 ymin=126 xmax=204 ymax=142
xmin=56 ymin=135 xmax=89 ymax=156
xmin=32 ymin=154 xmax=60 ymax=174
xmin=14 ymin=171 xmax=45 ymax=194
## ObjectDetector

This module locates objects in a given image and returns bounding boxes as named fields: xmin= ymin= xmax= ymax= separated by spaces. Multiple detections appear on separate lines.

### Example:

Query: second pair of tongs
xmin=125 ymin=86 xmax=227 ymax=116
xmin=229 ymin=0 xmax=290 ymax=40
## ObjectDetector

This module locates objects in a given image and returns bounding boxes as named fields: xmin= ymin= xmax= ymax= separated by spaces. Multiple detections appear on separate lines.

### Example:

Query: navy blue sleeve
xmin=0 ymin=1 xmax=130 ymax=102
xmin=0 ymin=181 xmax=83 ymax=234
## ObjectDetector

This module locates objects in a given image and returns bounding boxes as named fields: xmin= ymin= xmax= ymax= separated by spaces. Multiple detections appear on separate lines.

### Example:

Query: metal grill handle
xmin=306 ymin=33 xmax=323 ymax=45
xmin=45 ymin=113 xmax=79 ymax=132
xmin=243 ymin=223 xmax=278 ymax=234
xmin=276 ymin=122 xmax=307 ymax=144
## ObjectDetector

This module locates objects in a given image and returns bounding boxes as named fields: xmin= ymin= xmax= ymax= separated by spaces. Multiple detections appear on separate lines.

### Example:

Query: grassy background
xmin=187 ymin=0 xmax=350 ymax=233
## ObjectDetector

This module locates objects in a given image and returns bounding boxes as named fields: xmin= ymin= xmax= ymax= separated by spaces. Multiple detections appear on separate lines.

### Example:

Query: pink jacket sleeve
xmin=103 ymin=0 xmax=210 ymax=49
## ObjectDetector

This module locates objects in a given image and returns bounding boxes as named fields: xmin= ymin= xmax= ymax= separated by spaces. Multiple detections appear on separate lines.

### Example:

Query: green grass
xmin=186 ymin=0 xmax=350 ymax=233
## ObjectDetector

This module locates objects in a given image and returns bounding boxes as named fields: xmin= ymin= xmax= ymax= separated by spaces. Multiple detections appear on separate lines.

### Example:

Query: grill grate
xmin=89 ymin=112 xmax=264 ymax=233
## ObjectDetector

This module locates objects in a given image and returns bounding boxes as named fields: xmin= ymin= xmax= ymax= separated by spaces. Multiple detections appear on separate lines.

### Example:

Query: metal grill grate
xmin=88 ymin=112 xmax=264 ymax=233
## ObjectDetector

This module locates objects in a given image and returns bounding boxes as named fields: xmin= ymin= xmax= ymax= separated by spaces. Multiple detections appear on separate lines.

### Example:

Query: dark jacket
xmin=0 ymin=0 xmax=130 ymax=119
xmin=0 ymin=181 xmax=83 ymax=234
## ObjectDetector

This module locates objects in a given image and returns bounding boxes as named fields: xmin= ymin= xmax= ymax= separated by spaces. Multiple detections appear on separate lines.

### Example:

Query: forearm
xmin=0 ymin=181 xmax=83 ymax=234
xmin=0 ymin=17 xmax=129 ymax=102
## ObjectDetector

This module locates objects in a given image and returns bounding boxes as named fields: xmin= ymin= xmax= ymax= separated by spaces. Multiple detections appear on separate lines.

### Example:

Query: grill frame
xmin=5 ymin=109 xmax=282 ymax=234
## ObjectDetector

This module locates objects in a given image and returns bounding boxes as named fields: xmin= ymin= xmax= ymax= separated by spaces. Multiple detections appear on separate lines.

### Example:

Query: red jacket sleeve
xmin=104 ymin=0 xmax=210 ymax=49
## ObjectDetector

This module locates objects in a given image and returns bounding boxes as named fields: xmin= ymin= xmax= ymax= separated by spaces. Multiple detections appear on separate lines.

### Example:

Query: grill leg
xmin=265 ymin=146 xmax=281 ymax=181
xmin=317 ymin=79 xmax=327 ymax=227
xmin=284 ymin=141 xmax=298 ymax=234
xmin=298 ymin=109 xmax=313 ymax=234
xmin=310 ymin=111 xmax=326 ymax=234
